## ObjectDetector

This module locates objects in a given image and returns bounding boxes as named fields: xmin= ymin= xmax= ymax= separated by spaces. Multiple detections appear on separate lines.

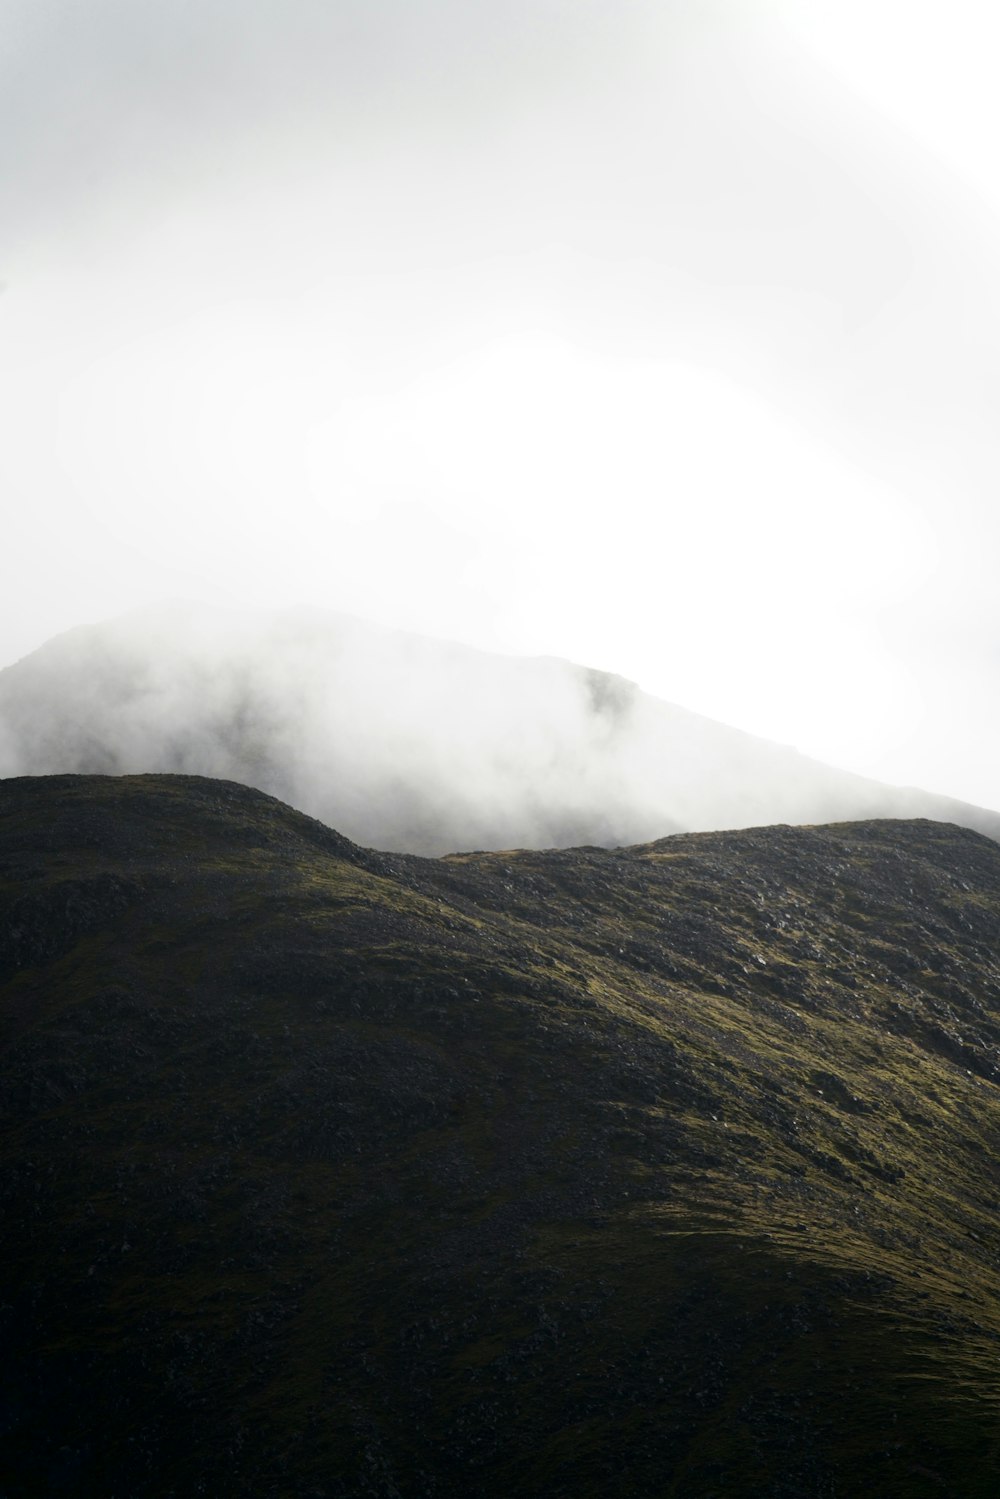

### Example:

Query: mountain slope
xmin=3 ymin=774 xmax=1000 ymax=1495
xmin=1 ymin=604 xmax=998 ymax=853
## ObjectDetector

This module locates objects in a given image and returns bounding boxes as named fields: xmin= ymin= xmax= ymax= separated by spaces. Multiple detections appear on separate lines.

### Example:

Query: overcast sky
xmin=4 ymin=0 xmax=1000 ymax=810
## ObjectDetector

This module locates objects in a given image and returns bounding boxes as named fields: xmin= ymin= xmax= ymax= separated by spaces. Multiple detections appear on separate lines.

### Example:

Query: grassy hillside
xmin=3 ymin=774 xmax=1000 ymax=1495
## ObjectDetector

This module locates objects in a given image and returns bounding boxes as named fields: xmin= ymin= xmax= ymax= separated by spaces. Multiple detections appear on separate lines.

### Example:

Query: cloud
xmin=4 ymin=4 xmax=1000 ymax=814
xmin=2 ymin=604 xmax=996 ymax=856
xmin=0 ymin=0 xmax=651 ymax=260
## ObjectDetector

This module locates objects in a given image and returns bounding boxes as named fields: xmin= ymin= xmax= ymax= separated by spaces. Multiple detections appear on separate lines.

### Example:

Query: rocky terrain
xmin=2 ymin=604 xmax=998 ymax=853
xmin=3 ymin=774 xmax=1000 ymax=1495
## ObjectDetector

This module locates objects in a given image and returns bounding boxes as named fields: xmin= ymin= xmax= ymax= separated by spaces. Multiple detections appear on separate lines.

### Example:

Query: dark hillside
xmin=3 ymin=775 xmax=1000 ymax=1496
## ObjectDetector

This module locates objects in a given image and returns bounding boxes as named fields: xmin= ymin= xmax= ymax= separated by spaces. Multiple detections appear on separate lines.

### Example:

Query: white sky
xmin=3 ymin=0 xmax=1000 ymax=809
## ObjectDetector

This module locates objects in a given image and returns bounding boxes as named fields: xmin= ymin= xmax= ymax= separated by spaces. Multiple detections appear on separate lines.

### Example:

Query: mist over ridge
xmin=1 ymin=602 xmax=997 ymax=854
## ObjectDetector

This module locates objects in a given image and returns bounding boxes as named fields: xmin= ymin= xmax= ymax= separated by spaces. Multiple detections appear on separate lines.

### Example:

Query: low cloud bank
xmin=1 ymin=604 xmax=997 ymax=854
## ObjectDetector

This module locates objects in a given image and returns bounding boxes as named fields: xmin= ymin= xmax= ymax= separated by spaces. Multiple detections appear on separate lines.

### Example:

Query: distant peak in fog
xmin=1 ymin=603 xmax=998 ymax=854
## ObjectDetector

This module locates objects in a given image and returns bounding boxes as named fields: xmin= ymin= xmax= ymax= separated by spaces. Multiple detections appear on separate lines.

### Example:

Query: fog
xmin=3 ymin=3 xmax=1000 ymax=813
xmin=2 ymin=605 xmax=995 ymax=855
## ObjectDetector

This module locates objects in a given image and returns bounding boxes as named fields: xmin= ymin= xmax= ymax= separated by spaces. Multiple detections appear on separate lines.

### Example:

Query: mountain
xmin=1 ymin=604 xmax=998 ymax=854
xmin=4 ymin=773 xmax=1000 ymax=1495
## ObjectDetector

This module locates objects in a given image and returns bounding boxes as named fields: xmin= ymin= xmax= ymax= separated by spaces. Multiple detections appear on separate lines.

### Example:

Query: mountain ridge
xmin=4 ymin=773 xmax=1000 ymax=1495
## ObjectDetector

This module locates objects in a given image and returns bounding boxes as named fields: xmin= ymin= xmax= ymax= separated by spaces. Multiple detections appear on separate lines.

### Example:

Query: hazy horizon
xmin=4 ymin=2 xmax=1000 ymax=812
xmin=4 ymin=600 xmax=1000 ymax=858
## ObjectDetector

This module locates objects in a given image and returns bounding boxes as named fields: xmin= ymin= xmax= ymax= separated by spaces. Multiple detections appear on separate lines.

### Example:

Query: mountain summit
xmin=1 ymin=604 xmax=997 ymax=853
xmin=4 ymin=773 xmax=1000 ymax=1495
